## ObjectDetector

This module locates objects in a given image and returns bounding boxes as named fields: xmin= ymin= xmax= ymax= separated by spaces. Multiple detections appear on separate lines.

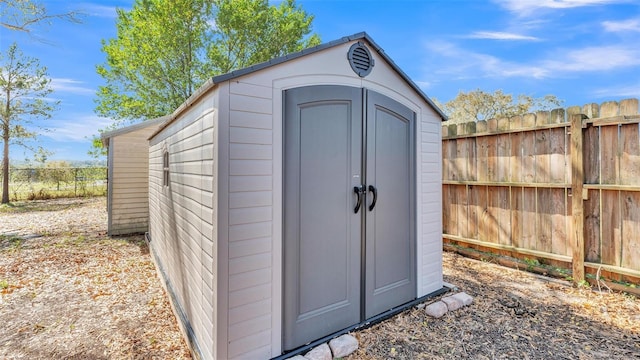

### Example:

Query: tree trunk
xmin=2 ymin=124 xmax=9 ymax=204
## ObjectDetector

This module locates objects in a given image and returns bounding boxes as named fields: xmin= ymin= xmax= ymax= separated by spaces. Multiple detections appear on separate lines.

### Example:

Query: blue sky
xmin=1 ymin=0 xmax=639 ymax=162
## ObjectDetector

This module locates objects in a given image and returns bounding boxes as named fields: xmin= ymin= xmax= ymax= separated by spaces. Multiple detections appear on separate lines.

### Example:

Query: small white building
xmin=147 ymin=32 xmax=445 ymax=359
xmin=101 ymin=116 xmax=168 ymax=235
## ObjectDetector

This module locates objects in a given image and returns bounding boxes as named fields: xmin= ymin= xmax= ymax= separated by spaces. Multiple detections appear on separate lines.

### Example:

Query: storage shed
xmin=147 ymin=32 xmax=445 ymax=360
xmin=101 ymin=115 xmax=168 ymax=235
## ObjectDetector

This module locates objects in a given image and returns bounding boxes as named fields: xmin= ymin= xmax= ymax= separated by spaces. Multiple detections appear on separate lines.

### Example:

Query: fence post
xmin=570 ymin=113 xmax=587 ymax=285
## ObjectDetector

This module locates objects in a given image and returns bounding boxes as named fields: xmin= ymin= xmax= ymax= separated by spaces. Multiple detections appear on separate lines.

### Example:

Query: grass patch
xmin=0 ymin=234 xmax=24 ymax=250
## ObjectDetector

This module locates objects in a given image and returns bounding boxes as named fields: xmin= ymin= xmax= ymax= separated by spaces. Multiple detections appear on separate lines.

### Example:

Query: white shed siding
xmin=108 ymin=128 xmax=155 ymax=235
xmin=224 ymin=80 xmax=276 ymax=360
xmin=149 ymin=88 xmax=218 ymax=360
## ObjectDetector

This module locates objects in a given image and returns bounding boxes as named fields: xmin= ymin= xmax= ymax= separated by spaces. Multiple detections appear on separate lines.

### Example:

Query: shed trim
xmin=209 ymin=32 xmax=446 ymax=120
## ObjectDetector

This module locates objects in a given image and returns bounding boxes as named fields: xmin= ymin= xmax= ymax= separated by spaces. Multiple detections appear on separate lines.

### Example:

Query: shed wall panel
xmin=148 ymin=88 xmax=218 ymax=360
xmin=108 ymin=124 xmax=159 ymax=235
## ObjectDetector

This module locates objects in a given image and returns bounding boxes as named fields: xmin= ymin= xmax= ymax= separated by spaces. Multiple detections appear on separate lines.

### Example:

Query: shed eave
xmin=100 ymin=115 xmax=170 ymax=147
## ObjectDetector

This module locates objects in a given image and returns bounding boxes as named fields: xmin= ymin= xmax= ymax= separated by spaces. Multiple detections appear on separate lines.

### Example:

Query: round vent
xmin=348 ymin=41 xmax=374 ymax=77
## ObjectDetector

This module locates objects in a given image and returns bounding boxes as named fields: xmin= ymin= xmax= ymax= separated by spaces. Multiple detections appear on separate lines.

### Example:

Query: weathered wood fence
xmin=442 ymin=98 xmax=640 ymax=285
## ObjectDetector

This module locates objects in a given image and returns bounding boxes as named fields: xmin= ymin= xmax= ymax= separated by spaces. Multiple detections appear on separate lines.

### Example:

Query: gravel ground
xmin=1 ymin=197 xmax=639 ymax=360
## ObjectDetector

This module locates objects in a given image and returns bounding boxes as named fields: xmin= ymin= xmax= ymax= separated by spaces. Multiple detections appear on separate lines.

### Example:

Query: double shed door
xmin=283 ymin=85 xmax=416 ymax=351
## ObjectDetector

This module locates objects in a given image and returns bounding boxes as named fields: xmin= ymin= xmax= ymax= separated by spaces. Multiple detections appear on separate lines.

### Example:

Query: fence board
xmin=620 ymin=124 xmax=640 ymax=185
xmin=536 ymin=188 xmax=552 ymax=253
xmin=511 ymin=187 xmax=523 ymax=248
xmin=600 ymin=190 xmax=621 ymax=267
xmin=550 ymin=128 xmax=566 ymax=183
xmin=621 ymin=191 xmax=640 ymax=271
xmin=496 ymin=134 xmax=510 ymax=182
xmin=477 ymin=137 xmax=489 ymax=182
xmin=456 ymin=138 xmax=469 ymax=181
xmin=497 ymin=187 xmax=511 ymax=246
xmin=477 ymin=186 xmax=489 ymax=243
xmin=468 ymin=138 xmax=478 ymax=181
xmin=442 ymin=140 xmax=450 ymax=183
xmin=442 ymin=184 xmax=454 ymax=235
xmin=446 ymin=139 xmax=459 ymax=180
xmin=522 ymin=188 xmax=537 ymax=251
xmin=486 ymin=136 xmax=497 ymax=182
xmin=551 ymin=189 xmax=568 ymax=256
xmin=583 ymin=125 xmax=600 ymax=184
xmin=486 ymin=186 xmax=500 ymax=243
xmin=510 ymin=132 xmax=522 ymax=182
xmin=535 ymin=130 xmax=551 ymax=183
xmin=467 ymin=185 xmax=479 ymax=240
xmin=522 ymin=131 xmax=536 ymax=183
xmin=456 ymin=185 xmax=469 ymax=238
xmin=584 ymin=189 xmax=601 ymax=262
xmin=600 ymin=126 xmax=619 ymax=184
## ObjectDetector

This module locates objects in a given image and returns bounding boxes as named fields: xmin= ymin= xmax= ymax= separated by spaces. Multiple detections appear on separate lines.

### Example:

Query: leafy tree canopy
xmin=95 ymin=0 xmax=320 ymax=124
xmin=437 ymin=89 xmax=563 ymax=124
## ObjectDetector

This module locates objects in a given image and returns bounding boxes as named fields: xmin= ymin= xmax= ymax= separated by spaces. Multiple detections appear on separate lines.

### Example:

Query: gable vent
xmin=348 ymin=41 xmax=374 ymax=77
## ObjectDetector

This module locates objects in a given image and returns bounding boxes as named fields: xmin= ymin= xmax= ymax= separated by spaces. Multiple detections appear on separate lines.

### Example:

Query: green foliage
xmin=95 ymin=0 xmax=214 ymax=122
xmin=0 ymin=42 xmax=58 ymax=204
xmin=208 ymin=0 xmax=321 ymax=74
xmin=438 ymin=89 xmax=563 ymax=124
xmin=95 ymin=0 xmax=320 ymax=123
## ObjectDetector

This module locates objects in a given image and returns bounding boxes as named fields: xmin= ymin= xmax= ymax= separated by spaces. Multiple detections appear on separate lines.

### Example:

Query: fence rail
xmin=4 ymin=167 xmax=107 ymax=201
xmin=442 ymin=98 xmax=640 ymax=286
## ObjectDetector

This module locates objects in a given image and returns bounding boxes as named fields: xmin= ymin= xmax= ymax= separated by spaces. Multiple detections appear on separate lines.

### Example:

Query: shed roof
xmin=151 ymin=32 xmax=446 ymax=139
xmin=101 ymin=115 xmax=170 ymax=147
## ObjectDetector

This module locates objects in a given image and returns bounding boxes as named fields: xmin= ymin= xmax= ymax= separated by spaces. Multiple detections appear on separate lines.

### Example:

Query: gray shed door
xmin=284 ymin=86 xmax=415 ymax=351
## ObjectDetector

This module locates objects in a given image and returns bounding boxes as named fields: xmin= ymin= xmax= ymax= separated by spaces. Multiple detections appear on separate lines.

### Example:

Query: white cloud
xmin=467 ymin=31 xmax=541 ymax=41
xmin=424 ymin=41 xmax=640 ymax=81
xmin=44 ymin=115 xmax=114 ymax=142
xmin=592 ymin=83 xmax=640 ymax=98
xmin=494 ymin=0 xmax=624 ymax=16
xmin=51 ymin=78 xmax=95 ymax=96
xmin=543 ymin=46 xmax=640 ymax=72
xmin=425 ymin=41 xmax=549 ymax=79
xmin=79 ymin=3 xmax=120 ymax=19
xmin=602 ymin=18 xmax=640 ymax=32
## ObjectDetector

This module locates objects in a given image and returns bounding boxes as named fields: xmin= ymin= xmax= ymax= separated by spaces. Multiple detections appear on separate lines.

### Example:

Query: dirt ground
xmin=0 ymin=198 xmax=190 ymax=359
xmin=354 ymin=253 xmax=640 ymax=359
xmin=1 ymin=197 xmax=639 ymax=359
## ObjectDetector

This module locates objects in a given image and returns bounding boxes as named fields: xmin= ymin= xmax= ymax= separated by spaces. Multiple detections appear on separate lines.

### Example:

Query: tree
xmin=0 ymin=42 xmax=58 ymax=203
xmin=208 ymin=0 xmax=321 ymax=74
xmin=95 ymin=0 xmax=214 ymax=123
xmin=95 ymin=0 xmax=320 ymax=123
xmin=438 ymin=89 xmax=563 ymax=124
xmin=1 ymin=0 xmax=81 ymax=33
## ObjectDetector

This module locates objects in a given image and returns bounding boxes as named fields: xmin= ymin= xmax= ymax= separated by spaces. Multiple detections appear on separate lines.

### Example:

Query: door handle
xmin=368 ymin=185 xmax=377 ymax=211
xmin=353 ymin=186 xmax=364 ymax=213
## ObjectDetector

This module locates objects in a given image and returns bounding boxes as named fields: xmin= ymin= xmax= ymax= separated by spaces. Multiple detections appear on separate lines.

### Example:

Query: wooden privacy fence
xmin=442 ymin=98 xmax=640 ymax=285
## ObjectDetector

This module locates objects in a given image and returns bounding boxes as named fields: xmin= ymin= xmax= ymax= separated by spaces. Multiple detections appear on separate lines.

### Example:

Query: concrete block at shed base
xmin=287 ymin=356 xmax=307 ymax=360
xmin=329 ymin=334 xmax=359 ymax=358
xmin=441 ymin=295 xmax=464 ymax=311
xmin=452 ymin=292 xmax=474 ymax=306
xmin=425 ymin=301 xmax=448 ymax=318
xmin=305 ymin=343 xmax=332 ymax=360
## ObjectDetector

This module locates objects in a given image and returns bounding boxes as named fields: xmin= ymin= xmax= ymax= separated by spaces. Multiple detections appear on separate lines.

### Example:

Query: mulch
xmin=1 ymin=198 xmax=639 ymax=359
